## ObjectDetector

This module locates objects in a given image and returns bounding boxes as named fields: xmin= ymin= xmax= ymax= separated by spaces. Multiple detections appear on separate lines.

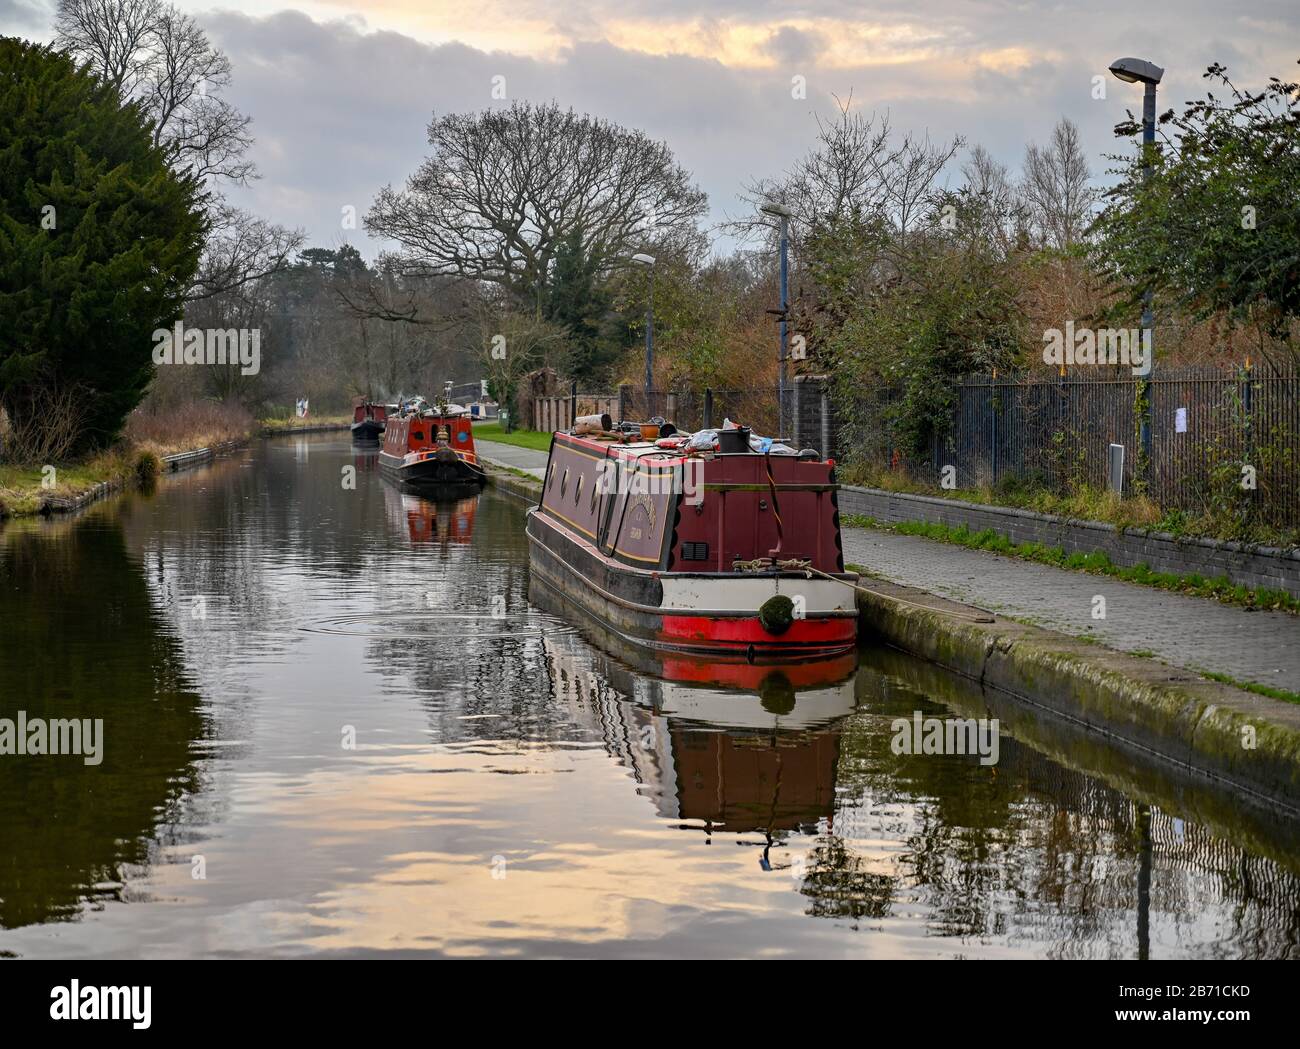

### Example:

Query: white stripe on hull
xmin=657 ymin=575 xmax=855 ymax=616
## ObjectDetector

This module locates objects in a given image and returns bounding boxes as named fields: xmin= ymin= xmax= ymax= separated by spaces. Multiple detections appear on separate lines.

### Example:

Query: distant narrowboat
xmin=351 ymin=399 xmax=392 ymax=442
xmin=526 ymin=425 xmax=858 ymax=661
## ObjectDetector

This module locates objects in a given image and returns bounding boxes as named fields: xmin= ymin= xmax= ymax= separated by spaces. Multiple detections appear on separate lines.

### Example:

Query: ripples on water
xmin=0 ymin=434 xmax=1296 ymax=958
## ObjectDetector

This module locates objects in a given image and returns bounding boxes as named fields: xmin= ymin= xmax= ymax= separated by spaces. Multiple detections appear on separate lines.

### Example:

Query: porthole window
xmin=547 ymin=462 xmax=555 ymax=487
xmin=574 ymin=474 xmax=583 ymax=503
xmin=560 ymin=468 xmax=569 ymax=496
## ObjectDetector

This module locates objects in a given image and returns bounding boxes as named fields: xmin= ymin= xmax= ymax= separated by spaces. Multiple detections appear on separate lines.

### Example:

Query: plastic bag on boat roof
xmin=749 ymin=434 xmax=797 ymax=454
xmin=685 ymin=429 xmax=718 ymax=451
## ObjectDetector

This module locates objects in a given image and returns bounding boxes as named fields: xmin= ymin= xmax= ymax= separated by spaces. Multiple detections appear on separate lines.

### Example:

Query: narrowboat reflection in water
xmin=532 ymin=579 xmax=857 ymax=837
xmin=382 ymin=481 xmax=479 ymax=546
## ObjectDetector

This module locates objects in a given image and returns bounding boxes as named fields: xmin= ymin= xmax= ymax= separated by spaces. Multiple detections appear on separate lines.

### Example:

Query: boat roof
xmin=557 ymin=431 xmax=690 ymax=465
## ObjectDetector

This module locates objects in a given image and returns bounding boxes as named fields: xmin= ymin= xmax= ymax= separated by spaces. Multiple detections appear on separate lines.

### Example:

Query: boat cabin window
xmin=411 ymin=430 xmax=424 ymax=442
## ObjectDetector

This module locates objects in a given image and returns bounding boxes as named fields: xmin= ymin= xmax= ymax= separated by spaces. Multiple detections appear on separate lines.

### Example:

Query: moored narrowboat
xmin=351 ymin=399 xmax=393 ymax=442
xmin=526 ymin=424 xmax=859 ymax=661
xmin=378 ymin=402 xmax=487 ymax=487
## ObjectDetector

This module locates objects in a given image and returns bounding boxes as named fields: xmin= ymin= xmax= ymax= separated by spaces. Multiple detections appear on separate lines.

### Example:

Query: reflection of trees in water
xmin=364 ymin=565 xmax=550 ymax=743
xmin=800 ymin=835 xmax=896 ymax=922
xmin=0 ymin=520 xmax=207 ymax=930
xmin=812 ymin=684 xmax=1300 ymax=958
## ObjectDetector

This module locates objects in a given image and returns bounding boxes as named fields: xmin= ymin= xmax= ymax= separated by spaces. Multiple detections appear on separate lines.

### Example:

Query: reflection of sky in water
xmin=0 ymin=435 xmax=1296 ymax=959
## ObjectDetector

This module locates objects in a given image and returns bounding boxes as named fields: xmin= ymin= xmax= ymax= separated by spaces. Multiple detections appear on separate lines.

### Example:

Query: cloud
xmin=762 ymin=25 xmax=825 ymax=67
xmin=0 ymin=0 xmax=53 ymax=33
xmin=4 ymin=1 xmax=1297 ymax=259
xmin=180 ymin=4 xmax=1300 ymax=256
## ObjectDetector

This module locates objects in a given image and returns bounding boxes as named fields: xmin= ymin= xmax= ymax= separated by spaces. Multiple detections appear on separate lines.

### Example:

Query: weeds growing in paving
xmin=1194 ymin=669 xmax=1300 ymax=706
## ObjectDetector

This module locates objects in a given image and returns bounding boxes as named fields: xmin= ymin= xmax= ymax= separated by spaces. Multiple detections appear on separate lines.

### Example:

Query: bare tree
xmin=885 ymin=130 xmax=963 ymax=247
xmin=53 ymin=0 xmax=156 ymax=94
xmin=146 ymin=8 xmax=255 ymax=184
xmin=472 ymin=296 xmax=566 ymax=421
xmin=737 ymin=99 xmax=902 ymax=234
xmin=55 ymin=0 xmax=255 ymax=186
xmin=366 ymin=101 xmax=708 ymax=310
xmin=1021 ymin=117 xmax=1097 ymax=250
xmin=958 ymin=145 xmax=1028 ymax=254
xmin=186 ymin=205 xmax=304 ymax=302
xmin=734 ymin=95 xmax=961 ymax=248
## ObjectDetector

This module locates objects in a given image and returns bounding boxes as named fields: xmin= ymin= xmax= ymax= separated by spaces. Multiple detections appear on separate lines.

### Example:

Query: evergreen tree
xmin=0 ymin=37 xmax=206 ymax=457
xmin=545 ymin=227 xmax=616 ymax=384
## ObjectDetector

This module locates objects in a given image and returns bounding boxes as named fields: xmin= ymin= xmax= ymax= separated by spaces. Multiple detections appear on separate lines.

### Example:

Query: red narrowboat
xmin=351 ymin=399 xmax=393 ymax=442
xmin=526 ymin=427 xmax=859 ymax=661
xmin=378 ymin=404 xmax=487 ymax=488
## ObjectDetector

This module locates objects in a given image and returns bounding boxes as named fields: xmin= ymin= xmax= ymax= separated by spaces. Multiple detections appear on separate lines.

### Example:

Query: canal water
xmin=1 ymin=434 xmax=1297 ymax=959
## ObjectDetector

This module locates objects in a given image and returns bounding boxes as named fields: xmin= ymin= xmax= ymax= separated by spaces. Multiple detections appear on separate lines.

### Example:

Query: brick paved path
xmin=842 ymin=527 xmax=1300 ymax=694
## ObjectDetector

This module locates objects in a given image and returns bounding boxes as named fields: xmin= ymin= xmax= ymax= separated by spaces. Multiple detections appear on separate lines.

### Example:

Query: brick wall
xmin=793 ymin=375 xmax=838 ymax=458
xmin=838 ymin=486 xmax=1300 ymax=599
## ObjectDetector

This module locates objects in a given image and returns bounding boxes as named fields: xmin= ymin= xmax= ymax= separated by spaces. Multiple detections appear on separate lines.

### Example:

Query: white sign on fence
xmin=1108 ymin=444 xmax=1125 ymax=494
xmin=1175 ymin=407 xmax=1188 ymax=433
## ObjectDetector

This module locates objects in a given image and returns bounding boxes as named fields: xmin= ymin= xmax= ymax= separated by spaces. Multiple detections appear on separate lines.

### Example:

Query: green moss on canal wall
xmin=851 ymin=574 xmax=1300 ymax=811
xmin=484 ymin=465 xmax=543 ymax=504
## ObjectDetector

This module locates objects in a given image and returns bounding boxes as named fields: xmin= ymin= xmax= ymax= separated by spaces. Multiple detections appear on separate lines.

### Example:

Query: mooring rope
xmin=763 ymin=450 xmax=785 ymax=548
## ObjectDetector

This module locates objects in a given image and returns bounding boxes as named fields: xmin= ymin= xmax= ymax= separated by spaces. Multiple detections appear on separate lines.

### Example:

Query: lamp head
xmin=1109 ymin=57 xmax=1164 ymax=85
xmin=631 ymin=253 xmax=656 ymax=266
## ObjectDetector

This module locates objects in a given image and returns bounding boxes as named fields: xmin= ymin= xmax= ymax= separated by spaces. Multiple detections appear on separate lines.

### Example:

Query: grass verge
xmin=259 ymin=414 xmax=352 ymax=432
xmin=0 ymin=448 xmax=160 ymax=517
xmin=472 ymin=422 xmax=553 ymax=452
xmin=838 ymin=467 xmax=1298 ymax=549
xmin=843 ymin=514 xmax=1300 ymax=615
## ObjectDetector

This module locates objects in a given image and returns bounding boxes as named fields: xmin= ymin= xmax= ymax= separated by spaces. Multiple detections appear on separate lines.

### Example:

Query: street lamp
xmin=631 ymin=253 xmax=656 ymax=404
xmin=760 ymin=201 xmax=793 ymax=438
xmin=1110 ymin=56 xmax=1163 ymax=479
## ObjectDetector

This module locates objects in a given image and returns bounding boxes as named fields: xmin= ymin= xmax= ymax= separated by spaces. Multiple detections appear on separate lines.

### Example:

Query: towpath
xmin=475 ymin=439 xmax=547 ymax=479
xmin=840 ymin=529 xmax=1300 ymax=695
xmin=475 ymin=436 xmax=1300 ymax=694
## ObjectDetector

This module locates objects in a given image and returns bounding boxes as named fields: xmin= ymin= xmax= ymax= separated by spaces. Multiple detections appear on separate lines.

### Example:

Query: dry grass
xmin=259 ymin=413 xmax=353 ymax=432
xmin=0 ymin=450 xmax=134 ymax=516
xmin=0 ymin=400 xmax=256 ymax=519
xmin=125 ymin=400 xmax=254 ymax=457
xmin=841 ymin=462 xmax=1165 ymax=532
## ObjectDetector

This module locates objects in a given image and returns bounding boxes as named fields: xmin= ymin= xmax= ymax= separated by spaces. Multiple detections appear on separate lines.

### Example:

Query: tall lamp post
xmin=760 ymin=201 xmax=793 ymax=438
xmin=631 ymin=253 xmax=656 ymax=408
xmin=1110 ymin=56 xmax=1164 ymax=482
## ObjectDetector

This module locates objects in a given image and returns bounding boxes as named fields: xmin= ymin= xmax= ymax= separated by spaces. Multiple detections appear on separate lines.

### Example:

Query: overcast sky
xmin=4 ymin=1 xmax=1297 ymax=257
